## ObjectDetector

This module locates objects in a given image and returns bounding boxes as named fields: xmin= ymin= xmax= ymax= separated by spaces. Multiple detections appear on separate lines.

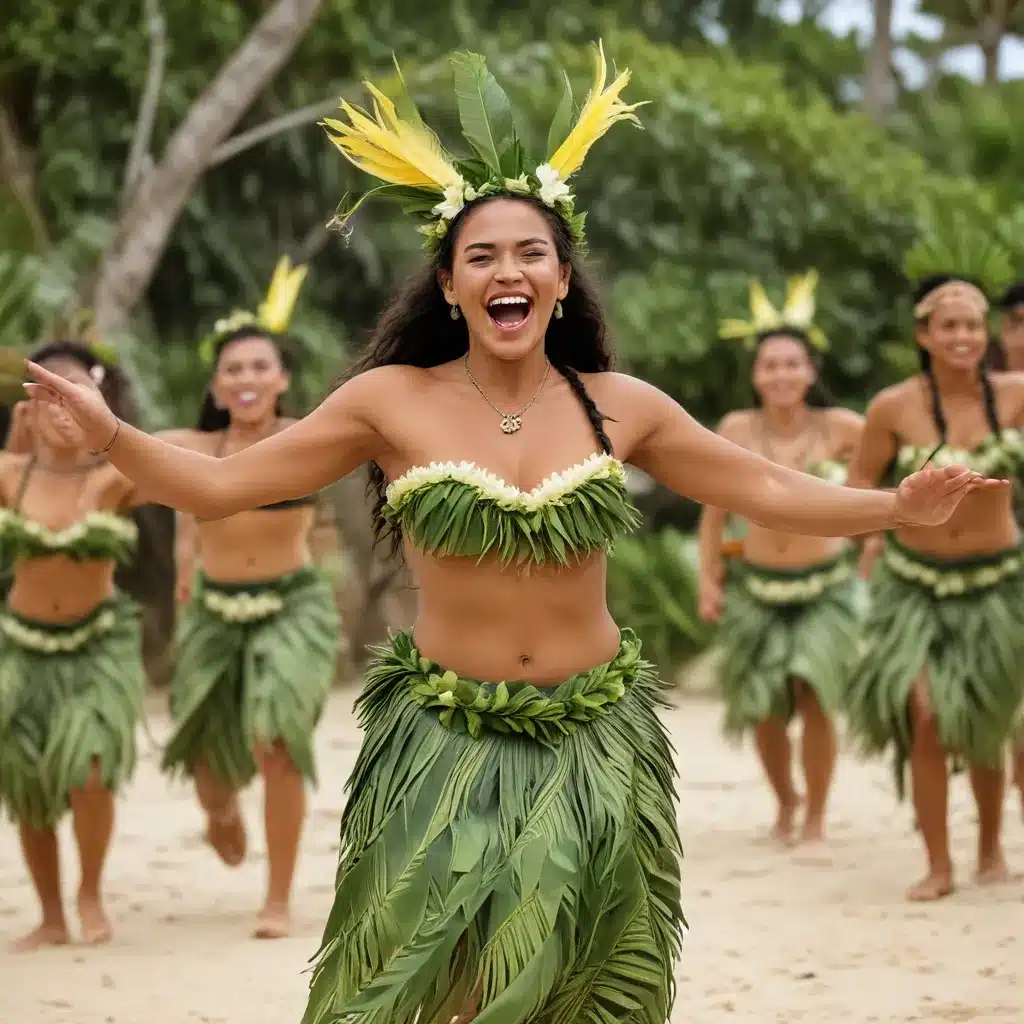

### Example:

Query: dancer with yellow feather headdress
xmin=156 ymin=256 xmax=341 ymax=939
xmin=17 ymin=39 xmax=999 ymax=1014
xmin=698 ymin=271 xmax=865 ymax=845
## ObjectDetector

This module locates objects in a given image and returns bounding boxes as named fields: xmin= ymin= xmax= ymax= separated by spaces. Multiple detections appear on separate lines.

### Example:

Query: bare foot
xmin=78 ymin=894 xmax=113 ymax=945
xmin=9 ymin=921 xmax=70 ymax=952
xmin=799 ymin=816 xmax=827 ymax=845
xmin=906 ymin=871 xmax=954 ymax=902
xmin=253 ymin=903 xmax=290 ymax=940
xmin=205 ymin=806 xmax=247 ymax=867
xmin=766 ymin=795 xmax=802 ymax=845
xmin=976 ymin=854 xmax=1010 ymax=886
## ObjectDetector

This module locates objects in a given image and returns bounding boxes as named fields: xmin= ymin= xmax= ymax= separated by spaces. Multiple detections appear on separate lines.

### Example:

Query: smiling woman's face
xmin=210 ymin=335 xmax=289 ymax=426
xmin=438 ymin=198 xmax=571 ymax=362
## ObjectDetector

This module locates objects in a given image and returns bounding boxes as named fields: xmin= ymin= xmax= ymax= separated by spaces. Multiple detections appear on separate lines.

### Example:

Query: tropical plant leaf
xmin=449 ymin=51 xmax=517 ymax=176
xmin=546 ymin=71 xmax=576 ymax=160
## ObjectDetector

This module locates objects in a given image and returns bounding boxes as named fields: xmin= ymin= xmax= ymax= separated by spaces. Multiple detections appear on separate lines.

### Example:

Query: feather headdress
xmin=719 ymin=271 xmax=828 ymax=351
xmin=200 ymin=256 xmax=308 ymax=364
xmin=905 ymin=206 xmax=1013 ymax=318
xmin=321 ymin=41 xmax=644 ymax=249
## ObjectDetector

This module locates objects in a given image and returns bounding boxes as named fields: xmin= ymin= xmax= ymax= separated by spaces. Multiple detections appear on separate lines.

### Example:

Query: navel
xmin=519 ymin=654 xmax=532 ymax=668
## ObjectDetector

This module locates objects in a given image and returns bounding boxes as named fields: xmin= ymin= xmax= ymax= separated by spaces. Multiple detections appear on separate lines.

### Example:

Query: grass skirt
xmin=301 ymin=628 xmax=684 ymax=1024
xmin=716 ymin=555 xmax=863 ymax=739
xmin=161 ymin=567 xmax=339 ymax=788
xmin=846 ymin=539 xmax=1024 ymax=795
xmin=0 ymin=598 xmax=145 ymax=829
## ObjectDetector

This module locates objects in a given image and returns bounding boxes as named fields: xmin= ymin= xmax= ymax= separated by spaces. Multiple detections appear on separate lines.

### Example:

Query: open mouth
xmin=486 ymin=295 xmax=532 ymax=331
xmin=237 ymin=390 xmax=260 ymax=407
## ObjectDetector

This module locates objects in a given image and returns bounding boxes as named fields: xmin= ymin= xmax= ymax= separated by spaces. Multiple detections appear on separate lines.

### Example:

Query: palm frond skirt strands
xmin=845 ymin=538 xmax=1024 ymax=797
xmin=716 ymin=554 xmax=863 ymax=739
xmin=0 ymin=598 xmax=145 ymax=829
xmin=301 ymin=629 xmax=685 ymax=1024
xmin=161 ymin=566 xmax=340 ymax=788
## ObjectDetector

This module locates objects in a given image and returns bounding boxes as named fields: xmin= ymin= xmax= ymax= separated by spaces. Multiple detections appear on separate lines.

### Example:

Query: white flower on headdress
xmin=504 ymin=174 xmax=531 ymax=194
xmin=535 ymin=164 xmax=572 ymax=207
xmin=89 ymin=364 xmax=105 ymax=385
xmin=432 ymin=179 xmax=470 ymax=221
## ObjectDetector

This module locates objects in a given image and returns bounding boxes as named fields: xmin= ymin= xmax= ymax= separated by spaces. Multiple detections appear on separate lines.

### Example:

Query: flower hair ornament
xmin=718 ymin=270 xmax=828 ymax=351
xmin=320 ymin=41 xmax=644 ymax=250
xmin=905 ymin=206 xmax=1013 ymax=319
xmin=199 ymin=255 xmax=308 ymax=365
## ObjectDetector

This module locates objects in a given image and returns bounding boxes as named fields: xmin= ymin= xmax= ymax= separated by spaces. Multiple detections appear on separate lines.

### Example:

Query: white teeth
xmin=488 ymin=296 xmax=529 ymax=307
xmin=240 ymin=391 xmax=257 ymax=401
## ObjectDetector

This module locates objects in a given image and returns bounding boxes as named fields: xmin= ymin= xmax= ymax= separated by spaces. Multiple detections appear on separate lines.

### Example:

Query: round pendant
xmin=500 ymin=414 xmax=522 ymax=434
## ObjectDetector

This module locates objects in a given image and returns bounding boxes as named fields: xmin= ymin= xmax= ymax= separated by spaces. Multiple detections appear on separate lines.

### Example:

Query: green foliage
xmin=606 ymin=528 xmax=714 ymax=672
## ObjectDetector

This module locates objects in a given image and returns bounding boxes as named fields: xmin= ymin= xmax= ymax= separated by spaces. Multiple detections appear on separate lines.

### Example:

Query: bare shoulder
xmin=986 ymin=370 xmax=1024 ymax=425
xmin=824 ymin=405 xmax=865 ymax=439
xmin=0 ymin=451 xmax=30 ymax=505
xmin=863 ymin=379 xmax=915 ymax=426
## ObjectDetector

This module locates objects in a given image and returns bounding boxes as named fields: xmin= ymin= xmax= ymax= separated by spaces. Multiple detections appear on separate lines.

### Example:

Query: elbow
xmin=185 ymin=477 xmax=245 ymax=521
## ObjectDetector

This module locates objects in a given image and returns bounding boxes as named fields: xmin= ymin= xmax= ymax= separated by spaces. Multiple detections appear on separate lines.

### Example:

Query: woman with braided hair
xmin=699 ymin=272 xmax=864 ymax=846
xmin=19 ymin=45 xmax=997 ymax=1022
xmin=847 ymin=246 xmax=1024 ymax=902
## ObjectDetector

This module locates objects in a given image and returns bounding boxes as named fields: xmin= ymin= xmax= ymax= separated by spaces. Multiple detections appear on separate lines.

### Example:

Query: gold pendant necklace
xmin=464 ymin=354 xmax=551 ymax=434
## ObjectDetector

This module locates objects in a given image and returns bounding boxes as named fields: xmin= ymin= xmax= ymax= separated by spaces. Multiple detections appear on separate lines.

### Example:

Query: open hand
xmin=23 ymin=360 xmax=118 ymax=452
xmin=895 ymin=465 xmax=1006 ymax=527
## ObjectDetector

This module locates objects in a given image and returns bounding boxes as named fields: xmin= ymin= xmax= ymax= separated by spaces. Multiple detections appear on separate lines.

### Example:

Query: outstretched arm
xmin=24 ymin=364 xmax=383 ymax=519
xmin=624 ymin=377 xmax=998 ymax=536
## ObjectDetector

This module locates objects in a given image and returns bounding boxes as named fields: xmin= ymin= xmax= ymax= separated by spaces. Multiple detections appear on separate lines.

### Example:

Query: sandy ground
xmin=1 ymin=686 xmax=1022 ymax=1024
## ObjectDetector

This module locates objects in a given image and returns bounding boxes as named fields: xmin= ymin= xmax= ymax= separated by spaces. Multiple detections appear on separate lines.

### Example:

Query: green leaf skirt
xmin=716 ymin=554 xmax=864 ymax=739
xmin=846 ymin=538 xmax=1024 ymax=796
xmin=0 ymin=597 xmax=145 ymax=829
xmin=301 ymin=628 xmax=685 ymax=1024
xmin=161 ymin=566 xmax=340 ymax=788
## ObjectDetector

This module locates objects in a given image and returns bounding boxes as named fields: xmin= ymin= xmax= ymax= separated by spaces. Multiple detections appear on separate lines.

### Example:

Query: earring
xmin=450 ymin=304 xmax=461 ymax=320
xmin=554 ymin=300 xmax=564 ymax=320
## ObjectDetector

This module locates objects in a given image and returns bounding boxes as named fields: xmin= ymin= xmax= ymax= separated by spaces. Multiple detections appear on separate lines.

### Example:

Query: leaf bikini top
xmin=893 ymin=429 xmax=1024 ymax=483
xmin=0 ymin=459 xmax=138 ymax=566
xmin=382 ymin=452 xmax=640 ymax=566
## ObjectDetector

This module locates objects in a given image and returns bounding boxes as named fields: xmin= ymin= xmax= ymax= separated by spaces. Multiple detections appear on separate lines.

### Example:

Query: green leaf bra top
xmin=804 ymin=458 xmax=848 ymax=485
xmin=894 ymin=429 xmax=1024 ymax=482
xmin=0 ymin=509 xmax=138 ymax=565
xmin=382 ymin=452 xmax=640 ymax=566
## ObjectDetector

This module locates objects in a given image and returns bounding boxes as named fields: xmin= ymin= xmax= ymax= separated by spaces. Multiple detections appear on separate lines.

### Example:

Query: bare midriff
xmin=8 ymin=559 xmax=118 ymax=623
xmin=406 ymin=545 xmax=621 ymax=685
xmin=739 ymin=524 xmax=847 ymax=570
xmin=196 ymin=506 xmax=315 ymax=582
xmin=894 ymin=486 xmax=1019 ymax=558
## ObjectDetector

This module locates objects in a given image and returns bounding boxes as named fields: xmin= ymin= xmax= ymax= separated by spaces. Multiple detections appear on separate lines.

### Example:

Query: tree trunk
xmin=91 ymin=0 xmax=323 ymax=334
xmin=862 ymin=0 xmax=895 ymax=121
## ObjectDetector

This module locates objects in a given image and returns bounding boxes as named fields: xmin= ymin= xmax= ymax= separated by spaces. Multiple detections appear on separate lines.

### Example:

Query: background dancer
xmin=846 ymin=228 xmax=1024 ymax=901
xmin=699 ymin=272 xmax=864 ymax=845
xmin=19 ymin=45 xmax=997 ymax=1022
xmin=0 ymin=341 xmax=143 ymax=950
xmin=160 ymin=257 xmax=340 ymax=940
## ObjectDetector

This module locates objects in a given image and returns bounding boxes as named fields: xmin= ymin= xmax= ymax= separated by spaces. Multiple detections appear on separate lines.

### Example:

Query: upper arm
xmin=827 ymin=407 xmax=866 ymax=461
xmin=846 ymin=393 xmax=898 ymax=489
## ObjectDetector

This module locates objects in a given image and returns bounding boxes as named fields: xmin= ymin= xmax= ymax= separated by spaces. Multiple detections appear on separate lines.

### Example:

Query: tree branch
xmin=0 ymin=103 xmax=49 ymax=251
xmin=124 ymin=0 xmax=168 ymax=196
xmin=206 ymin=96 xmax=341 ymax=168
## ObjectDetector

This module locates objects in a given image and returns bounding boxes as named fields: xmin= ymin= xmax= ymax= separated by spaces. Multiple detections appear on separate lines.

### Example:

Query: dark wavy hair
xmin=195 ymin=326 xmax=294 ymax=432
xmin=999 ymin=282 xmax=1024 ymax=311
xmin=750 ymin=327 xmax=835 ymax=408
xmin=30 ymin=340 xmax=137 ymax=425
xmin=341 ymin=193 xmax=615 ymax=556
xmin=912 ymin=274 xmax=1000 ymax=460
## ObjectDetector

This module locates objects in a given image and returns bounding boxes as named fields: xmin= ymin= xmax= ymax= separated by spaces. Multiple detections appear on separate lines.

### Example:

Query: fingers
xmin=24 ymin=360 xmax=72 ymax=390
xmin=22 ymin=383 xmax=61 ymax=405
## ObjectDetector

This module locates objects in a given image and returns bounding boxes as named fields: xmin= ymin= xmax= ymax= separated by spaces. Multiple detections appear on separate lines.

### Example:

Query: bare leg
xmin=753 ymin=716 xmax=801 ymax=842
xmin=253 ymin=741 xmax=305 ymax=939
xmin=795 ymin=682 xmax=837 ymax=843
xmin=907 ymin=677 xmax=953 ymax=901
xmin=969 ymin=761 xmax=1009 ymax=884
xmin=10 ymin=823 xmax=69 ymax=951
xmin=194 ymin=761 xmax=246 ymax=867
xmin=68 ymin=760 xmax=116 ymax=944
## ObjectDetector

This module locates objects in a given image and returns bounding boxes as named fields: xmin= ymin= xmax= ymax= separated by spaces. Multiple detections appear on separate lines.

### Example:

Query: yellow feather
xmin=782 ymin=270 xmax=819 ymax=328
xmin=258 ymin=256 xmax=308 ymax=335
xmin=718 ymin=318 xmax=757 ymax=340
xmin=547 ymin=41 xmax=645 ymax=179
xmin=748 ymin=281 xmax=782 ymax=332
xmin=323 ymin=73 xmax=463 ymax=192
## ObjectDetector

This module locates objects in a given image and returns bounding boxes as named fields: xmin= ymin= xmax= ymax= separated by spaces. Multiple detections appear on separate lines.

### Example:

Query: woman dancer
xmin=0 ymin=341 xmax=143 ymax=949
xmin=22 ymin=44 xmax=994 ymax=1022
xmin=699 ymin=273 xmax=864 ymax=844
xmin=847 ymin=232 xmax=1024 ymax=901
xmin=160 ymin=256 xmax=340 ymax=939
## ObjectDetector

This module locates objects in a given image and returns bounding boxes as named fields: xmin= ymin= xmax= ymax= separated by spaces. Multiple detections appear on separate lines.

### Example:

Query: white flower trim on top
xmin=884 ymin=544 xmax=1022 ymax=598
xmin=203 ymin=589 xmax=285 ymax=623
xmin=385 ymin=452 xmax=626 ymax=514
xmin=896 ymin=429 xmax=1024 ymax=478
xmin=0 ymin=509 xmax=139 ymax=548
xmin=743 ymin=560 xmax=853 ymax=605
xmin=1 ymin=608 xmax=117 ymax=655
